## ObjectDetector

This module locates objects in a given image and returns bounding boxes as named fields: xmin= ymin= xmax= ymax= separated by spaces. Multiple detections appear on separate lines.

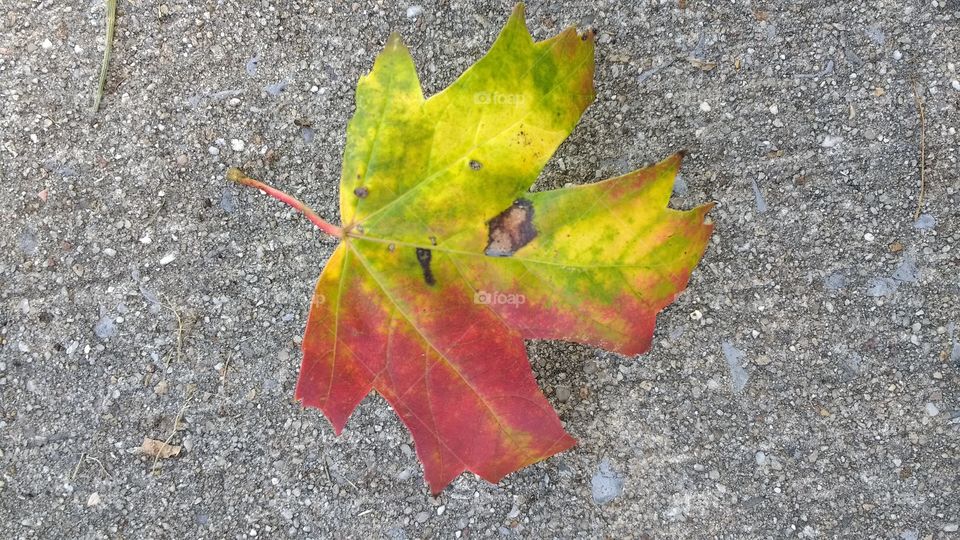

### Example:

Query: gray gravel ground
xmin=2 ymin=0 xmax=959 ymax=538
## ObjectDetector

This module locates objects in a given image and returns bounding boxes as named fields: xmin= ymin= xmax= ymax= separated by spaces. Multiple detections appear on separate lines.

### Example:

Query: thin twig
xmin=910 ymin=79 xmax=926 ymax=219
xmin=92 ymin=0 xmax=118 ymax=114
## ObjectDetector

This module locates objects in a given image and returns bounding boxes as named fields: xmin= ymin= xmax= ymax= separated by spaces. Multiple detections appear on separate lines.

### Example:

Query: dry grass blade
xmin=151 ymin=396 xmax=190 ymax=473
xmin=92 ymin=0 xmax=117 ymax=114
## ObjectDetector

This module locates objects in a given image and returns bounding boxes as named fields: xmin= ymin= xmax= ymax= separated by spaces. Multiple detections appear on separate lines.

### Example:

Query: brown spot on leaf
xmin=484 ymin=199 xmax=537 ymax=257
xmin=387 ymin=243 xmax=395 ymax=252
xmin=353 ymin=186 xmax=369 ymax=198
xmin=469 ymin=160 xmax=482 ymax=171
xmin=416 ymin=248 xmax=435 ymax=286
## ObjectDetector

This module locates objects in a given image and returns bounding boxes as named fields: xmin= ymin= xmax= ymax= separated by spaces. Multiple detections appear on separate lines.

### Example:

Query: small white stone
xmin=699 ymin=101 xmax=712 ymax=112
xmin=769 ymin=104 xmax=779 ymax=114
xmin=821 ymin=135 xmax=843 ymax=148
xmin=102 ymin=248 xmax=117 ymax=257
xmin=87 ymin=492 xmax=101 ymax=506
xmin=159 ymin=253 xmax=177 ymax=266
xmin=228 ymin=97 xmax=241 ymax=107
xmin=951 ymin=80 xmax=960 ymax=92
xmin=208 ymin=146 xmax=219 ymax=155
xmin=406 ymin=5 xmax=423 ymax=19
xmin=925 ymin=402 xmax=940 ymax=416
xmin=864 ymin=232 xmax=875 ymax=242
xmin=437 ymin=505 xmax=445 ymax=515
xmin=892 ymin=50 xmax=902 ymax=60
xmin=230 ymin=139 xmax=246 ymax=152
xmin=41 ymin=39 xmax=53 ymax=50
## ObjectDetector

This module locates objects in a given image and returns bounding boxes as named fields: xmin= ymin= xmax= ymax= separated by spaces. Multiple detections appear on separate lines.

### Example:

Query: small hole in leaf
xmin=469 ymin=160 xmax=482 ymax=171
xmin=354 ymin=187 xmax=369 ymax=198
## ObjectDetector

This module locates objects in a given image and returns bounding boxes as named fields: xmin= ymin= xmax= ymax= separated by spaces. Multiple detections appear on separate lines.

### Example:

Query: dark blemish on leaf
xmin=516 ymin=131 xmax=530 ymax=147
xmin=484 ymin=198 xmax=537 ymax=257
xmin=354 ymin=225 xmax=364 ymax=234
xmin=354 ymin=186 xmax=369 ymax=198
xmin=387 ymin=243 xmax=395 ymax=252
xmin=469 ymin=160 xmax=482 ymax=170
xmin=429 ymin=236 xmax=437 ymax=246
xmin=415 ymin=248 xmax=435 ymax=286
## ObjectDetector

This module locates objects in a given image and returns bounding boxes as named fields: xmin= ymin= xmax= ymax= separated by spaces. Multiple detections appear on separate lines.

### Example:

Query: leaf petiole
xmin=227 ymin=168 xmax=343 ymax=238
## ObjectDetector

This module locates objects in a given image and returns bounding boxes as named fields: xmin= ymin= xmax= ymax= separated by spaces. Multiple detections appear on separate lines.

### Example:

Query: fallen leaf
xmin=688 ymin=57 xmax=717 ymax=71
xmin=138 ymin=437 xmax=181 ymax=459
xmin=230 ymin=4 xmax=713 ymax=494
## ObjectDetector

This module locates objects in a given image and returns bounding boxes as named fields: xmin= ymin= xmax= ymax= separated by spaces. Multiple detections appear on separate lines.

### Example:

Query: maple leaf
xmin=229 ymin=4 xmax=714 ymax=494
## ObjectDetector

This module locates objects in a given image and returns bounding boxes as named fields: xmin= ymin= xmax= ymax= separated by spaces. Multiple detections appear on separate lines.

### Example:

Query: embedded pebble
xmin=245 ymin=55 xmax=259 ymax=76
xmin=892 ymin=250 xmax=918 ymax=283
xmin=406 ymin=5 xmax=423 ymax=19
xmin=866 ymin=277 xmax=898 ymax=297
xmin=94 ymin=315 xmax=116 ymax=339
xmin=925 ymin=403 xmax=939 ymax=417
xmin=913 ymin=214 xmax=935 ymax=230
xmin=159 ymin=253 xmax=177 ymax=266
xmin=821 ymin=135 xmax=843 ymax=148
xmin=18 ymin=227 xmax=38 ymax=255
xmin=591 ymin=458 xmax=624 ymax=505
xmin=721 ymin=341 xmax=749 ymax=393
xmin=221 ymin=186 xmax=237 ymax=214
xmin=230 ymin=139 xmax=245 ymax=152
xmin=824 ymin=273 xmax=846 ymax=290
xmin=699 ymin=101 xmax=712 ymax=112
xmin=264 ymin=80 xmax=288 ymax=96
xmin=751 ymin=179 xmax=768 ymax=213
xmin=672 ymin=173 xmax=688 ymax=196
